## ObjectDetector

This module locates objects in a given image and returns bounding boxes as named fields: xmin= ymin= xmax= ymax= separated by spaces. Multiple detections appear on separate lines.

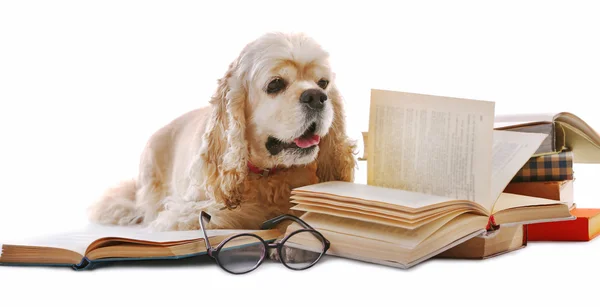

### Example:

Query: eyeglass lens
xmin=280 ymin=230 xmax=326 ymax=269
xmin=217 ymin=235 xmax=266 ymax=274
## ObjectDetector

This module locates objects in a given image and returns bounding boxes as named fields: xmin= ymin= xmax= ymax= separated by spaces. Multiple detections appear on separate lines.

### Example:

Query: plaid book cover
xmin=511 ymin=151 xmax=574 ymax=183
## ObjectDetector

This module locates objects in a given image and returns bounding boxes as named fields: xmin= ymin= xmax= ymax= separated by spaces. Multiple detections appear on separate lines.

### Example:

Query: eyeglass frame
xmin=199 ymin=211 xmax=330 ymax=274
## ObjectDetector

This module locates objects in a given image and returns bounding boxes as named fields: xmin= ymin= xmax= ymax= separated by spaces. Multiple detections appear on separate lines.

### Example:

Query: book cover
xmin=527 ymin=208 xmax=600 ymax=241
xmin=503 ymin=180 xmax=573 ymax=205
xmin=436 ymin=224 xmax=527 ymax=259
xmin=511 ymin=151 xmax=573 ymax=183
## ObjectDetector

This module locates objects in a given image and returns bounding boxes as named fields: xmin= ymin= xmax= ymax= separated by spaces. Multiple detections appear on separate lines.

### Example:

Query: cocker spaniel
xmin=88 ymin=32 xmax=356 ymax=231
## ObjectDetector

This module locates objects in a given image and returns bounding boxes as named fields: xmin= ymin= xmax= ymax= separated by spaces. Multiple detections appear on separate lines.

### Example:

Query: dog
xmin=88 ymin=32 xmax=357 ymax=231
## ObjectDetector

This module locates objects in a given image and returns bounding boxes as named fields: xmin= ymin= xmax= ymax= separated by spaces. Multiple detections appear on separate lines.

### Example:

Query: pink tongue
xmin=294 ymin=135 xmax=321 ymax=148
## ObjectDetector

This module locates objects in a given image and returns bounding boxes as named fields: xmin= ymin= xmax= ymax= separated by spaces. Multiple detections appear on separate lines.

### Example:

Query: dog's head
xmin=195 ymin=32 xmax=356 ymax=209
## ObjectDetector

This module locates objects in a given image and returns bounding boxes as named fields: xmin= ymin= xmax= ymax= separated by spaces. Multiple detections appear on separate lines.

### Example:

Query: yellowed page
xmin=287 ymin=211 xmax=468 ymax=249
xmin=367 ymin=89 xmax=495 ymax=209
xmin=292 ymin=181 xmax=470 ymax=211
xmin=489 ymin=130 xmax=547 ymax=210
xmin=292 ymin=203 xmax=421 ymax=223
xmin=285 ymin=213 xmax=488 ymax=266
xmin=291 ymin=202 xmax=475 ymax=229
xmin=85 ymin=230 xmax=280 ymax=261
xmin=556 ymin=113 xmax=600 ymax=163
xmin=291 ymin=195 xmax=422 ymax=217
xmin=492 ymin=192 xmax=566 ymax=214
xmin=292 ymin=204 xmax=430 ymax=229
xmin=1 ymin=224 xmax=249 ymax=255
xmin=290 ymin=196 xmax=478 ymax=220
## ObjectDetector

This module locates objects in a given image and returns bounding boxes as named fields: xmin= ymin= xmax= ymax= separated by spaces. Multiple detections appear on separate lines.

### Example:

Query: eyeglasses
xmin=199 ymin=211 xmax=330 ymax=274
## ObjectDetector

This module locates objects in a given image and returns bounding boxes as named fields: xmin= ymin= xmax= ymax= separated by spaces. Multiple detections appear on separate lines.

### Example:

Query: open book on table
xmin=283 ymin=89 xmax=574 ymax=269
xmin=0 ymin=224 xmax=280 ymax=270
xmin=494 ymin=112 xmax=600 ymax=162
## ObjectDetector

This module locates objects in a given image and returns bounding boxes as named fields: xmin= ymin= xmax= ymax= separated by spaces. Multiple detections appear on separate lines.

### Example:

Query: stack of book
xmin=350 ymin=108 xmax=600 ymax=265
xmin=495 ymin=113 xmax=600 ymax=242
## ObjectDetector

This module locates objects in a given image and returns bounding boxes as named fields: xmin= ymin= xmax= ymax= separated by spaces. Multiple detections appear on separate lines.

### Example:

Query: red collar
xmin=247 ymin=161 xmax=279 ymax=177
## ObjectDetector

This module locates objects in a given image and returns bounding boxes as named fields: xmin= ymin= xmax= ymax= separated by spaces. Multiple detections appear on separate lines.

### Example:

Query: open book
xmin=0 ymin=224 xmax=279 ymax=270
xmin=495 ymin=112 xmax=600 ymax=162
xmin=283 ymin=89 xmax=574 ymax=268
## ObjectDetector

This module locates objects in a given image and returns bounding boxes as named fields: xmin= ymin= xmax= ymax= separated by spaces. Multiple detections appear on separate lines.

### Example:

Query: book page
xmin=1 ymin=231 xmax=101 ymax=256
xmin=490 ymin=130 xmax=547 ymax=209
xmin=555 ymin=113 xmax=600 ymax=163
xmin=286 ymin=212 xmax=488 ymax=267
xmin=494 ymin=113 xmax=557 ymax=128
xmin=287 ymin=210 xmax=468 ymax=249
xmin=367 ymin=89 xmax=495 ymax=209
xmin=293 ymin=181 xmax=483 ymax=211
xmin=492 ymin=193 xmax=565 ymax=214
xmin=292 ymin=203 xmax=474 ymax=230
xmin=0 ymin=224 xmax=251 ymax=255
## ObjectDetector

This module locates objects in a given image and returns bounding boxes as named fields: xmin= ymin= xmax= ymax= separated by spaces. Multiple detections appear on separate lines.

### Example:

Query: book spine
xmin=71 ymin=257 xmax=95 ymax=271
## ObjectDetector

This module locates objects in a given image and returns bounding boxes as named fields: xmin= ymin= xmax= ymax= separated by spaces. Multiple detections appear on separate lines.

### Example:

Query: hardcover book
xmin=503 ymin=180 xmax=574 ymax=206
xmin=527 ymin=208 xmax=600 ymax=241
xmin=510 ymin=151 xmax=574 ymax=183
xmin=494 ymin=112 xmax=600 ymax=162
xmin=283 ymin=89 xmax=573 ymax=269
xmin=436 ymin=224 xmax=527 ymax=259
xmin=0 ymin=224 xmax=280 ymax=270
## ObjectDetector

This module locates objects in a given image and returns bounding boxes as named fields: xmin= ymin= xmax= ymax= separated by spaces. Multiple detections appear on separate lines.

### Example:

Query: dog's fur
xmin=88 ymin=32 xmax=356 ymax=231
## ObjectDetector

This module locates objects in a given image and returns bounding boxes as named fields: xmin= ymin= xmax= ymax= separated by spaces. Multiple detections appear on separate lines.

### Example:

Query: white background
xmin=1 ymin=1 xmax=599 ymax=306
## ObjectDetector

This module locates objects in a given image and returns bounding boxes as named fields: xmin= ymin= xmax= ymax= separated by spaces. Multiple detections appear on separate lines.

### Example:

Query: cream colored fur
xmin=88 ymin=32 xmax=357 ymax=231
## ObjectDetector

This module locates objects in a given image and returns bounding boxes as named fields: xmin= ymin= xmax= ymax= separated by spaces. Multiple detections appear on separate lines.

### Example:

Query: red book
xmin=528 ymin=208 xmax=600 ymax=241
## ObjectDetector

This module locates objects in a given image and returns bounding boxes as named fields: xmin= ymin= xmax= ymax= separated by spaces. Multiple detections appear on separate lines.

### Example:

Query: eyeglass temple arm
xmin=260 ymin=214 xmax=316 ymax=231
xmin=199 ymin=211 xmax=213 ymax=252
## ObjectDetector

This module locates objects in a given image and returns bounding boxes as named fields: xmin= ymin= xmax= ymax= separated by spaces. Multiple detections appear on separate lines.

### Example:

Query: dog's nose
xmin=300 ymin=89 xmax=327 ymax=110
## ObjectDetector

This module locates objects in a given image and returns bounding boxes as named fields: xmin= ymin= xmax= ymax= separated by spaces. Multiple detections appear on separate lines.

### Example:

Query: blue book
xmin=0 ymin=224 xmax=279 ymax=270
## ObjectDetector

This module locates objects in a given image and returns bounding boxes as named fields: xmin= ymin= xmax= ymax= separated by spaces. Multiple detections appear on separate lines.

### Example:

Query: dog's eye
xmin=266 ymin=78 xmax=286 ymax=94
xmin=317 ymin=79 xmax=329 ymax=89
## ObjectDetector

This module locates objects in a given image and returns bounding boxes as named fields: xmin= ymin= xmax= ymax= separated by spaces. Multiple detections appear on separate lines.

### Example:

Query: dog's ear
xmin=315 ymin=84 xmax=357 ymax=182
xmin=190 ymin=60 xmax=248 ymax=209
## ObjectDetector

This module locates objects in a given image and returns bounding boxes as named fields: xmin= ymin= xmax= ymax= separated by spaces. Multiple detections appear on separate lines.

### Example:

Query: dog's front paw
xmin=148 ymin=210 xmax=200 ymax=231
xmin=147 ymin=216 xmax=178 ymax=232
xmin=268 ymin=248 xmax=281 ymax=261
